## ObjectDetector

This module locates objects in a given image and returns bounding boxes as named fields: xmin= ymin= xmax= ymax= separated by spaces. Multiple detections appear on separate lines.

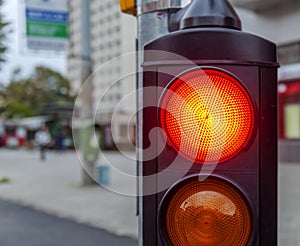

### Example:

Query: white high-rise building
xmin=67 ymin=0 xmax=137 ymax=149
xmin=67 ymin=0 xmax=86 ymax=93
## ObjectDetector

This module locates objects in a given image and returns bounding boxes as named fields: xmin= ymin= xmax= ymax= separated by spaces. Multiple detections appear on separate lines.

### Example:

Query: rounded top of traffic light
xmin=170 ymin=0 xmax=241 ymax=32
xmin=144 ymin=28 xmax=278 ymax=66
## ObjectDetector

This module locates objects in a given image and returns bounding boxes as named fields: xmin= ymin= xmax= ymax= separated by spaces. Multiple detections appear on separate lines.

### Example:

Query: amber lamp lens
xmin=160 ymin=69 xmax=254 ymax=163
xmin=164 ymin=177 xmax=252 ymax=246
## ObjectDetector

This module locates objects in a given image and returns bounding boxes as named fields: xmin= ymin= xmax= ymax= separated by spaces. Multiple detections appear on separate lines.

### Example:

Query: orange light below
xmin=160 ymin=68 xmax=254 ymax=163
xmin=162 ymin=177 xmax=252 ymax=246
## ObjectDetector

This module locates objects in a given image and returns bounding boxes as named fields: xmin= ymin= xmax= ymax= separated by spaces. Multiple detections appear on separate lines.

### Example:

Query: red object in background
xmin=279 ymin=81 xmax=300 ymax=95
xmin=278 ymin=80 xmax=300 ymax=139
xmin=18 ymin=136 xmax=25 ymax=146
xmin=1 ymin=135 xmax=24 ymax=148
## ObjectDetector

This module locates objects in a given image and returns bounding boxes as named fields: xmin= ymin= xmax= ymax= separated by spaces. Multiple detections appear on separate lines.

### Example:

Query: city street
xmin=279 ymin=163 xmax=300 ymax=245
xmin=0 ymin=0 xmax=299 ymax=245
xmin=0 ymin=199 xmax=137 ymax=246
xmin=0 ymin=149 xmax=299 ymax=245
xmin=0 ymin=149 xmax=138 ymax=239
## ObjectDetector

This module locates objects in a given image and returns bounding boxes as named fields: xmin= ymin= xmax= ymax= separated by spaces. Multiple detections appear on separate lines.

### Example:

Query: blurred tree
xmin=0 ymin=0 xmax=10 ymax=68
xmin=0 ymin=66 xmax=75 ymax=118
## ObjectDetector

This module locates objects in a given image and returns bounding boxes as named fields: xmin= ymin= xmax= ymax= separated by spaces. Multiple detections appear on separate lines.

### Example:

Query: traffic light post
xmin=142 ymin=0 xmax=278 ymax=245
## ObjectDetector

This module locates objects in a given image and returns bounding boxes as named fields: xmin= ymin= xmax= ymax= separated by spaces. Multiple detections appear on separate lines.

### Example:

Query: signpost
xmin=25 ymin=0 xmax=69 ymax=52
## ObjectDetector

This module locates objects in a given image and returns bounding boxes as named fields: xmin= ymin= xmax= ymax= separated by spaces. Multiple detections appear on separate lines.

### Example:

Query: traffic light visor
xmin=160 ymin=68 xmax=254 ymax=163
xmin=159 ymin=176 xmax=253 ymax=246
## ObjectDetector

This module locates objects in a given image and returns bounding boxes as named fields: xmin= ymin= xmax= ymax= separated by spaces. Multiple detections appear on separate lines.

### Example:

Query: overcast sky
xmin=0 ymin=0 xmax=66 ymax=84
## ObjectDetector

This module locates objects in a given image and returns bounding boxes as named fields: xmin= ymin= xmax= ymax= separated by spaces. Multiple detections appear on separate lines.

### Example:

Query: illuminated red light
xmin=160 ymin=68 xmax=254 ymax=163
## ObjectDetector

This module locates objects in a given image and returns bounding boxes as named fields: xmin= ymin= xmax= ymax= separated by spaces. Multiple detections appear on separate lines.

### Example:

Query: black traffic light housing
xmin=141 ymin=0 xmax=278 ymax=245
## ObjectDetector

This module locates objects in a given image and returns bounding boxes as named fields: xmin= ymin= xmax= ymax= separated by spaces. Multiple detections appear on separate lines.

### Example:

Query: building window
xmin=284 ymin=104 xmax=300 ymax=139
xmin=120 ymin=125 xmax=128 ymax=138
xmin=278 ymin=42 xmax=300 ymax=65
xmin=279 ymin=81 xmax=300 ymax=139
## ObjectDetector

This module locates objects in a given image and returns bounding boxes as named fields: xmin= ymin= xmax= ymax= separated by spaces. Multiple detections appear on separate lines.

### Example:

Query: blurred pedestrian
xmin=56 ymin=129 xmax=66 ymax=152
xmin=35 ymin=126 xmax=52 ymax=161
xmin=0 ymin=123 xmax=4 ymax=148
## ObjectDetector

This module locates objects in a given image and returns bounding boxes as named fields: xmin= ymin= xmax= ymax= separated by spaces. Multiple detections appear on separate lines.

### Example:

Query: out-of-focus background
xmin=0 ymin=0 xmax=299 ymax=245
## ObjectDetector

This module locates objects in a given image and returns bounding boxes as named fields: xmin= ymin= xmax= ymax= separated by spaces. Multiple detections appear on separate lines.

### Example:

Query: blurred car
xmin=1 ymin=135 xmax=24 ymax=148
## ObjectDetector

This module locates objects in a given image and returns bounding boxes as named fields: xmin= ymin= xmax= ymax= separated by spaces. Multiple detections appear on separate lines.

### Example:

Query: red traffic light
xmin=141 ymin=1 xmax=278 ymax=245
xmin=160 ymin=68 xmax=255 ymax=164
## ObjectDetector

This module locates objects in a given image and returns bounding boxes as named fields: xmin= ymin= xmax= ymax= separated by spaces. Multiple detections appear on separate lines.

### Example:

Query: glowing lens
xmin=160 ymin=69 xmax=254 ymax=163
xmin=163 ymin=177 xmax=252 ymax=246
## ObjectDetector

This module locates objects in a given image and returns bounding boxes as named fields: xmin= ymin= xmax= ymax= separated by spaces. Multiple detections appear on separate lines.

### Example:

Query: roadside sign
xmin=25 ymin=0 xmax=69 ymax=52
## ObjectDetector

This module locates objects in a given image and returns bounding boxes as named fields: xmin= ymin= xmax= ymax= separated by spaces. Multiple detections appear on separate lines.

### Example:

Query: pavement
xmin=0 ymin=149 xmax=138 ymax=239
xmin=279 ymin=162 xmax=300 ymax=245
xmin=1 ymin=148 xmax=300 ymax=245
xmin=0 ymin=199 xmax=137 ymax=246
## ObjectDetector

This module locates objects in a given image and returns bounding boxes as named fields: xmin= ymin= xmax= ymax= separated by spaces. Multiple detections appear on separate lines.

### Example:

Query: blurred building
xmin=67 ymin=0 xmax=86 ymax=93
xmin=67 ymin=0 xmax=300 ymax=155
xmin=231 ymin=0 xmax=296 ymax=12
xmin=231 ymin=0 xmax=300 ymax=161
xmin=67 ymin=0 xmax=136 ymax=149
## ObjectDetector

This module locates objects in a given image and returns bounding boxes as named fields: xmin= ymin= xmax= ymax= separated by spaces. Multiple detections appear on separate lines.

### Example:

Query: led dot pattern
xmin=160 ymin=68 xmax=254 ymax=163
xmin=163 ymin=177 xmax=252 ymax=246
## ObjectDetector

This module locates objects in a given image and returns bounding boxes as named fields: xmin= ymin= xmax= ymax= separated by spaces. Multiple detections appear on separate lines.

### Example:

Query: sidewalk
xmin=0 ymin=149 xmax=138 ymax=239
xmin=3 ymin=148 xmax=300 ymax=244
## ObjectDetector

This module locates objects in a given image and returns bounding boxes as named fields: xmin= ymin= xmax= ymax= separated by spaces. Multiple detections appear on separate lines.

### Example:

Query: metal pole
xmin=136 ymin=1 xmax=191 ymax=245
xmin=78 ymin=0 xmax=92 ymax=119
xmin=79 ymin=0 xmax=95 ymax=186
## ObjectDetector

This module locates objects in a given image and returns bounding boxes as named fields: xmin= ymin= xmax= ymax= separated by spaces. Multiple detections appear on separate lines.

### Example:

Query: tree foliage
xmin=0 ymin=66 xmax=75 ymax=118
xmin=0 ymin=0 xmax=9 ymax=67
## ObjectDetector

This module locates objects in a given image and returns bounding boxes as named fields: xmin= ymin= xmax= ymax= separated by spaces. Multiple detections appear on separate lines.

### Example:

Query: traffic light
xmin=141 ymin=0 xmax=278 ymax=245
xmin=119 ymin=0 xmax=136 ymax=16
